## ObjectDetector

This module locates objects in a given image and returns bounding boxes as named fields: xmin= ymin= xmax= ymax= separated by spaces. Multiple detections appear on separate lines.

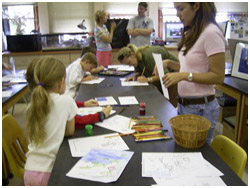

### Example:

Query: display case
xmin=41 ymin=32 xmax=91 ymax=51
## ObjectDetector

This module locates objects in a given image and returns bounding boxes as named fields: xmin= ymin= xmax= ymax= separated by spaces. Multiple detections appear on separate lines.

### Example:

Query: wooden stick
xmin=105 ymin=132 xmax=134 ymax=138
xmin=141 ymin=67 xmax=146 ymax=76
xmin=128 ymin=117 xmax=132 ymax=129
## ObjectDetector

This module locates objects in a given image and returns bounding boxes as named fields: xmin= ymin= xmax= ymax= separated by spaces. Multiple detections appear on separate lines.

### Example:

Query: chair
xmin=210 ymin=135 xmax=247 ymax=178
xmin=2 ymin=114 xmax=28 ymax=179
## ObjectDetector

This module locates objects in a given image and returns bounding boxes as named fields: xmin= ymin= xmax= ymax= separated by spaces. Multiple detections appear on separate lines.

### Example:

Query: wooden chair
xmin=210 ymin=135 xmax=247 ymax=178
xmin=2 ymin=114 xmax=28 ymax=180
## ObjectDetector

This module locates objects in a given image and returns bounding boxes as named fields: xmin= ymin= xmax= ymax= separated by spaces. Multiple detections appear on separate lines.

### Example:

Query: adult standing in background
xmin=157 ymin=3 xmax=226 ymax=143
xmin=94 ymin=10 xmax=116 ymax=66
xmin=127 ymin=2 xmax=154 ymax=47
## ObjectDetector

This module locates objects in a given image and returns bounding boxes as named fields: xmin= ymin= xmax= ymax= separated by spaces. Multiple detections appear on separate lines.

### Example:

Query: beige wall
xmin=37 ymin=2 xmax=248 ymax=34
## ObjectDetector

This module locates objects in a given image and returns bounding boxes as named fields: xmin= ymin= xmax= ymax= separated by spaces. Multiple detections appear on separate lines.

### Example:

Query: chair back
xmin=2 ymin=114 xmax=28 ymax=179
xmin=210 ymin=135 xmax=247 ymax=178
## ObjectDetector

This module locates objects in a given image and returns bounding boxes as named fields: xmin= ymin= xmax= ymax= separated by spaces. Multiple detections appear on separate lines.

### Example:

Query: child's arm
xmin=81 ymin=75 xmax=98 ymax=82
xmin=76 ymin=99 xmax=98 ymax=107
xmin=74 ymin=106 xmax=112 ymax=129
xmin=90 ymin=66 xmax=104 ymax=74
xmin=65 ymin=118 xmax=75 ymax=136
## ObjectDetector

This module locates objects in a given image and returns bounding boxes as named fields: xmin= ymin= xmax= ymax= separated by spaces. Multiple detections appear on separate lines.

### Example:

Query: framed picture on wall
xmin=231 ymin=42 xmax=248 ymax=80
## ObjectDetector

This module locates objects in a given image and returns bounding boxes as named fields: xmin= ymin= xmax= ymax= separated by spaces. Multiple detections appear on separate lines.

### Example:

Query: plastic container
xmin=10 ymin=57 xmax=15 ymax=75
xmin=85 ymin=124 xmax=93 ymax=136
xmin=139 ymin=102 xmax=146 ymax=115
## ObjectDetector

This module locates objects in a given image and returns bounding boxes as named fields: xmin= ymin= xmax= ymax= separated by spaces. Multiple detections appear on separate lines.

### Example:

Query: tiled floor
xmin=4 ymin=103 xmax=248 ymax=186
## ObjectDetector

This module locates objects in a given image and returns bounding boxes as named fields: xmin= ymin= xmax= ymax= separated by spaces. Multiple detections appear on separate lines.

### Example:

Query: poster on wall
xmin=231 ymin=42 xmax=248 ymax=80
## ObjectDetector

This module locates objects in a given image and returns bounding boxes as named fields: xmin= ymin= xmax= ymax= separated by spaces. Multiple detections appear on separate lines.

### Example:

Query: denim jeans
xmin=177 ymin=98 xmax=220 ymax=144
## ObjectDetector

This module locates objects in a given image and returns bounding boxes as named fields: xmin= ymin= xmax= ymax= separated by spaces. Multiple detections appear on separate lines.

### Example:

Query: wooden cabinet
xmin=216 ymin=77 xmax=248 ymax=151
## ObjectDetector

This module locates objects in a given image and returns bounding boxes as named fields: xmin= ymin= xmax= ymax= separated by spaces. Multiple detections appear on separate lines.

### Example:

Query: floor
xmin=4 ymin=103 xmax=248 ymax=186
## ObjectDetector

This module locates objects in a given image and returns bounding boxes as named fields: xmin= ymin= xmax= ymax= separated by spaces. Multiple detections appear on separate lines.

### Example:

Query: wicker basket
xmin=169 ymin=114 xmax=211 ymax=149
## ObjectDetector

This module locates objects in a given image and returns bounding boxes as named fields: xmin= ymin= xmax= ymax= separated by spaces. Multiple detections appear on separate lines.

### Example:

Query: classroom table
xmin=48 ymin=76 xmax=246 ymax=186
xmin=2 ymin=83 xmax=28 ymax=115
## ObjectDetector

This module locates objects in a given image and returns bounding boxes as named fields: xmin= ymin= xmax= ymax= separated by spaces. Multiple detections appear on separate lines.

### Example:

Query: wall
xmin=38 ymin=2 xmax=49 ymax=34
xmin=37 ymin=2 xmax=248 ymax=35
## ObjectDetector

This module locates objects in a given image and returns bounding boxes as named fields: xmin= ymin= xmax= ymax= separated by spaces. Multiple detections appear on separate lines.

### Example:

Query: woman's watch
xmin=187 ymin=72 xmax=193 ymax=82
xmin=99 ymin=111 xmax=106 ymax=122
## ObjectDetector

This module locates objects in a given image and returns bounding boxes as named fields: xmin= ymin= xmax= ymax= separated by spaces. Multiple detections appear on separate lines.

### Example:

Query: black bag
xmin=105 ymin=19 xmax=129 ymax=49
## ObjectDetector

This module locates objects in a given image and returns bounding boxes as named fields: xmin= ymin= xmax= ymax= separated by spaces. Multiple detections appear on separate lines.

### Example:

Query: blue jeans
xmin=177 ymin=98 xmax=220 ymax=144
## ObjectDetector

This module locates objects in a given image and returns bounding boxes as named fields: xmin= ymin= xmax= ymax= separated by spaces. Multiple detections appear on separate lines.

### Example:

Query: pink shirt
xmin=178 ymin=23 xmax=226 ymax=97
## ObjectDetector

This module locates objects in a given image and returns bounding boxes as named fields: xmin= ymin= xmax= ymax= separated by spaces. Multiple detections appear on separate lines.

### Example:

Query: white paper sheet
xmin=152 ymin=53 xmax=169 ymax=99
xmin=153 ymin=176 xmax=227 ymax=186
xmin=2 ymin=73 xmax=27 ymax=83
xmin=142 ymin=152 xmax=223 ymax=178
xmin=68 ymin=133 xmax=130 ymax=157
xmin=96 ymin=115 xmax=135 ymax=134
xmin=66 ymin=149 xmax=134 ymax=183
xmin=108 ymin=65 xmax=134 ymax=72
xmin=77 ymin=107 xmax=116 ymax=116
xmin=2 ymin=90 xmax=12 ymax=97
xmin=118 ymin=96 xmax=139 ymax=105
xmin=121 ymin=80 xmax=149 ymax=86
xmin=95 ymin=96 xmax=118 ymax=106
xmin=81 ymin=78 xmax=105 ymax=84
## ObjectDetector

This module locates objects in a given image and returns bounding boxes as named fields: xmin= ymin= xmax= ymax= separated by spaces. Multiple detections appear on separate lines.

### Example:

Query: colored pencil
xmin=105 ymin=132 xmax=134 ymax=138
xmin=141 ymin=67 xmax=146 ymax=76
xmin=128 ymin=117 xmax=132 ymax=129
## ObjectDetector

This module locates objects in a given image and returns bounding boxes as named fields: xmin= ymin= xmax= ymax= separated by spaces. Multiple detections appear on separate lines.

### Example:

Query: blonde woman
xmin=24 ymin=57 xmax=78 ymax=185
xmin=117 ymin=44 xmax=179 ymax=106
xmin=94 ymin=10 xmax=116 ymax=66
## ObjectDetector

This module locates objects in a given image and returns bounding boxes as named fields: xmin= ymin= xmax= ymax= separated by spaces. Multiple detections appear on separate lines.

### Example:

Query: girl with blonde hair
xmin=118 ymin=44 xmax=179 ymax=106
xmin=24 ymin=57 xmax=78 ymax=185
xmin=94 ymin=10 xmax=116 ymax=66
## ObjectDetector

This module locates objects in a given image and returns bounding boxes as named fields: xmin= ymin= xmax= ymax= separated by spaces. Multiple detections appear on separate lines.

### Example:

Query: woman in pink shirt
xmin=156 ymin=3 xmax=225 ymax=143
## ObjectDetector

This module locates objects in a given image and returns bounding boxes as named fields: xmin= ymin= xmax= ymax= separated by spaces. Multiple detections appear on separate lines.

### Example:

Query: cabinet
xmin=216 ymin=76 xmax=248 ymax=151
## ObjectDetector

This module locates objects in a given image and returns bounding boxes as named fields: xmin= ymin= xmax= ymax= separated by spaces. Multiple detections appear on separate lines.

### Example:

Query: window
xmin=2 ymin=4 xmax=38 ymax=35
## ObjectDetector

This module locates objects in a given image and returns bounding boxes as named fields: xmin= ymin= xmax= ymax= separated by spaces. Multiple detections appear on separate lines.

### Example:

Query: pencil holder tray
xmin=169 ymin=114 xmax=211 ymax=149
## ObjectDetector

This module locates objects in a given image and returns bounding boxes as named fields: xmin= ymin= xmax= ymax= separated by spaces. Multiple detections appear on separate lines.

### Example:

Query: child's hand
xmin=102 ymin=106 xmax=112 ymax=117
xmin=90 ymin=66 xmax=104 ymax=74
xmin=83 ymin=75 xmax=98 ymax=81
xmin=85 ymin=99 xmax=99 ymax=107
xmin=110 ymin=21 xmax=116 ymax=30
xmin=137 ymin=76 xmax=148 ymax=83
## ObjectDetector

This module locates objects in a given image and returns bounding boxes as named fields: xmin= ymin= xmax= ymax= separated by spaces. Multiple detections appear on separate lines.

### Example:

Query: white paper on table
xmin=81 ymin=78 xmax=105 ymax=84
xmin=121 ymin=80 xmax=149 ymax=86
xmin=108 ymin=65 xmax=134 ymax=72
xmin=95 ymin=96 xmax=118 ymax=106
xmin=3 ymin=74 xmax=27 ymax=83
xmin=2 ymin=91 xmax=12 ymax=97
xmin=152 ymin=53 xmax=169 ymax=99
xmin=96 ymin=115 xmax=135 ymax=134
xmin=66 ymin=149 xmax=134 ymax=183
xmin=118 ymin=96 xmax=139 ymax=105
xmin=77 ymin=107 xmax=116 ymax=116
xmin=153 ymin=176 xmax=226 ymax=186
xmin=142 ymin=152 xmax=223 ymax=178
xmin=68 ymin=133 xmax=130 ymax=157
